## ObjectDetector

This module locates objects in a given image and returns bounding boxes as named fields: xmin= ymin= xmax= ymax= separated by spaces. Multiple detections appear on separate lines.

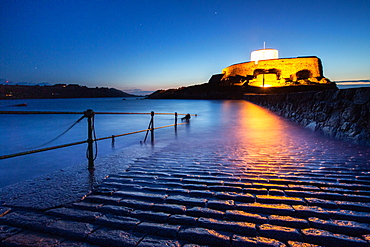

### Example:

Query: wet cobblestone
xmin=1 ymin=231 xmax=65 ymax=246
xmin=0 ymin=225 xmax=21 ymax=241
xmin=1 ymin=140 xmax=370 ymax=246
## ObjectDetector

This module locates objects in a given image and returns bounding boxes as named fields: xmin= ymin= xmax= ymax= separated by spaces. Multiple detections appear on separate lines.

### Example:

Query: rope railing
xmin=0 ymin=111 xmax=197 ymax=116
xmin=0 ymin=109 xmax=196 ymax=170
xmin=0 ymin=111 xmax=84 ymax=114
xmin=94 ymin=123 xmax=188 ymax=142
xmin=0 ymin=140 xmax=88 ymax=160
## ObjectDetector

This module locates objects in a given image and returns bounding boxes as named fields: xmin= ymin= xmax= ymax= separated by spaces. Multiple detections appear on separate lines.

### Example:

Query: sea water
xmin=1 ymin=97 xmax=369 ymax=188
xmin=0 ymin=97 xmax=221 ymax=187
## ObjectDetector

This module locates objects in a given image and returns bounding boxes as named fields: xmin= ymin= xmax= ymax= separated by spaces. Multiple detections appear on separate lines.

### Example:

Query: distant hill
xmin=0 ymin=84 xmax=137 ymax=99
xmin=335 ymin=80 xmax=370 ymax=83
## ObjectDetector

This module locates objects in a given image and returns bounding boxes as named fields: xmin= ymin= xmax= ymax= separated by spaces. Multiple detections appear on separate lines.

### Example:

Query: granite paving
xmin=1 ymin=141 xmax=370 ymax=247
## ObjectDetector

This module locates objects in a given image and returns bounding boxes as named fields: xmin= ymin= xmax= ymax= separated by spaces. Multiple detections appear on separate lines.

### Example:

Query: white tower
xmin=251 ymin=48 xmax=279 ymax=63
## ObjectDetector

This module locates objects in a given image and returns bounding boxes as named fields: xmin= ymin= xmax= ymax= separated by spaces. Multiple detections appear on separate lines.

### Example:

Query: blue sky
xmin=1 ymin=0 xmax=370 ymax=94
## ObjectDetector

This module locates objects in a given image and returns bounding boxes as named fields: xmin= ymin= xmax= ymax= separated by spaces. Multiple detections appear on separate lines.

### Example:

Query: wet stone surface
xmin=1 ymin=139 xmax=370 ymax=246
xmin=0 ymin=225 xmax=21 ymax=241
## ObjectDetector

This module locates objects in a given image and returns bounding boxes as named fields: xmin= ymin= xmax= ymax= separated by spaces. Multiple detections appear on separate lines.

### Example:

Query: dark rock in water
xmin=12 ymin=103 xmax=27 ymax=107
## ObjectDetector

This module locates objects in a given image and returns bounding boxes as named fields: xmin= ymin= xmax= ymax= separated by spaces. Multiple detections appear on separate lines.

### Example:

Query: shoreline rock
xmin=244 ymin=87 xmax=370 ymax=146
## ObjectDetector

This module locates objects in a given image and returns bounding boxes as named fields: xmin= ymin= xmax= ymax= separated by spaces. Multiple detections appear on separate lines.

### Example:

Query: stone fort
xmin=220 ymin=48 xmax=331 ymax=87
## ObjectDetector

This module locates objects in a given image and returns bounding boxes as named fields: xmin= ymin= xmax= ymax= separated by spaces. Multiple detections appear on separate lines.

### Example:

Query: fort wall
xmin=222 ymin=56 xmax=324 ymax=81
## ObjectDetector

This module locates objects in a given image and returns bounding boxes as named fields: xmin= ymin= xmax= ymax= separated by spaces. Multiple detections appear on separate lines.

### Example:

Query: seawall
xmin=244 ymin=87 xmax=370 ymax=146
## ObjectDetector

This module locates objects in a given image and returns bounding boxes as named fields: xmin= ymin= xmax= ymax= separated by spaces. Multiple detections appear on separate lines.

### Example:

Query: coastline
xmin=0 ymin=84 xmax=136 ymax=100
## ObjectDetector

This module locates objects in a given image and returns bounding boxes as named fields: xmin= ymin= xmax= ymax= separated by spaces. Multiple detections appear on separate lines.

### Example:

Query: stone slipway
xmin=1 ymin=138 xmax=370 ymax=246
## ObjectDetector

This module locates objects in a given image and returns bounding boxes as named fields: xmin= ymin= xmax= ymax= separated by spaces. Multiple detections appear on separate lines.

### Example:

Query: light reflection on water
xmin=238 ymin=102 xmax=310 ymax=169
xmin=0 ymin=98 xmax=369 ymax=188
xmin=182 ymin=100 xmax=370 ymax=179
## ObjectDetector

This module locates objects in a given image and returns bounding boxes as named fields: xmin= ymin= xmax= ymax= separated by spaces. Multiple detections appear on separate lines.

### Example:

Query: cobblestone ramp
xmin=1 ymin=142 xmax=370 ymax=247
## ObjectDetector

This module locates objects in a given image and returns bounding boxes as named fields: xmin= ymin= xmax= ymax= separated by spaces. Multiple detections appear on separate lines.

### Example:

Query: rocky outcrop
xmin=244 ymin=87 xmax=370 ymax=146
xmin=148 ymin=80 xmax=337 ymax=100
xmin=148 ymin=84 xmax=246 ymax=99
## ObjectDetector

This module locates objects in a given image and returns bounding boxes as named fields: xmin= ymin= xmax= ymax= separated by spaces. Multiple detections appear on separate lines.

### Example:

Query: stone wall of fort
xmin=244 ymin=87 xmax=370 ymax=146
xmin=222 ymin=56 xmax=323 ymax=81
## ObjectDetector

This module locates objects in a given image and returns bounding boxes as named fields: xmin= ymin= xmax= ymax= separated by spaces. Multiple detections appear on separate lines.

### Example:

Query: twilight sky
xmin=1 ymin=0 xmax=370 ymax=94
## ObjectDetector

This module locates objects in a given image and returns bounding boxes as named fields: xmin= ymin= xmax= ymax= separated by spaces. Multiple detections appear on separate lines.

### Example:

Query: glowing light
xmin=248 ymin=74 xmax=282 ymax=87
xmin=251 ymin=49 xmax=279 ymax=63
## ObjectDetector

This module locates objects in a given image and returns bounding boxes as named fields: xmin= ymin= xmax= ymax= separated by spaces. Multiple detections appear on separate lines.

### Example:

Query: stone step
xmin=2 ymin=143 xmax=370 ymax=246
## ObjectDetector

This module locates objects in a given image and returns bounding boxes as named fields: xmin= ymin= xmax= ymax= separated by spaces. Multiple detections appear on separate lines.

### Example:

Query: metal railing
xmin=0 ymin=110 xmax=197 ymax=170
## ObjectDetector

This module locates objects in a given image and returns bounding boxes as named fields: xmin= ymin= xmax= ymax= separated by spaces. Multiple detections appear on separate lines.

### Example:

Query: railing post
xmin=150 ymin=111 xmax=154 ymax=143
xmin=175 ymin=112 xmax=178 ymax=126
xmin=85 ymin=109 xmax=95 ymax=170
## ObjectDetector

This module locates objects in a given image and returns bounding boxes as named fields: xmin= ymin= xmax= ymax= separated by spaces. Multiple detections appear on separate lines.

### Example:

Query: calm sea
xmin=1 ymin=97 xmax=369 ymax=188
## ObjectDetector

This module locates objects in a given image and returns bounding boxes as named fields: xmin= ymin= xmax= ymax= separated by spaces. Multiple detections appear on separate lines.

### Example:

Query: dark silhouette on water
xmin=182 ymin=114 xmax=191 ymax=122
